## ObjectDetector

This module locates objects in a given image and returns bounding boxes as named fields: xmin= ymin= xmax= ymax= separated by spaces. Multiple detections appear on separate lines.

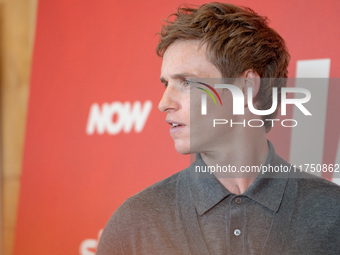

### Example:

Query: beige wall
xmin=1 ymin=0 xmax=38 ymax=254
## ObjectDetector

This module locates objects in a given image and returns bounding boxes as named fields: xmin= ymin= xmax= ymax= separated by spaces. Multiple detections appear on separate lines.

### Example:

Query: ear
xmin=243 ymin=69 xmax=261 ymax=99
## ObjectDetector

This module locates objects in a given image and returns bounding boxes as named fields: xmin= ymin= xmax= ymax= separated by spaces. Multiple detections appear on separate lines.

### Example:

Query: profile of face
xmin=159 ymin=40 xmax=238 ymax=155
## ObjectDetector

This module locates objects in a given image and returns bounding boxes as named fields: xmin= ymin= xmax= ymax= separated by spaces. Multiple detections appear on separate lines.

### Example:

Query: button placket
xmin=229 ymin=196 xmax=246 ymax=255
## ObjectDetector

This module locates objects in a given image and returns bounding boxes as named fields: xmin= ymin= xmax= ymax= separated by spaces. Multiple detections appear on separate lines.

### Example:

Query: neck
xmin=200 ymin=127 xmax=269 ymax=195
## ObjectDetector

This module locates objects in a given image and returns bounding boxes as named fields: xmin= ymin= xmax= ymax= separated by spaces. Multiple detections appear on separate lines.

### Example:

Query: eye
xmin=183 ymin=79 xmax=194 ymax=87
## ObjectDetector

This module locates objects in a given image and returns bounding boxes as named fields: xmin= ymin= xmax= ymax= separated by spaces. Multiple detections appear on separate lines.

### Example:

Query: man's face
xmin=159 ymin=40 xmax=238 ymax=155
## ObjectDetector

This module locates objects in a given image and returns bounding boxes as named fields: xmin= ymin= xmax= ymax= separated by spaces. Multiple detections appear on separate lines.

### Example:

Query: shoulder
xmin=97 ymin=169 xmax=188 ymax=254
xmin=105 ymin=168 xmax=188 ymax=230
xmin=273 ymin=151 xmax=340 ymax=201
xmin=119 ymin=169 xmax=186 ymax=214
xmin=283 ymin=174 xmax=340 ymax=252
xmin=293 ymin=172 xmax=340 ymax=199
xmin=288 ymin=173 xmax=340 ymax=218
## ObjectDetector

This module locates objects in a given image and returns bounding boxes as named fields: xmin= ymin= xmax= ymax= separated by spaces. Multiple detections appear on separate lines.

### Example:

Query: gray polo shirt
xmin=97 ymin=142 xmax=340 ymax=254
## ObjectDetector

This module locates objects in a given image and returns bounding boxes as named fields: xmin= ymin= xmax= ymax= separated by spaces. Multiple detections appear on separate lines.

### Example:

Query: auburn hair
xmin=156 ymin=2 xmax=290 ymax=132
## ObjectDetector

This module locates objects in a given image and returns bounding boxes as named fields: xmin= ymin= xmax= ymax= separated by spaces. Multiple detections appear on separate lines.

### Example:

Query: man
xmin=97 ymin=2 xmax=340 ymax=254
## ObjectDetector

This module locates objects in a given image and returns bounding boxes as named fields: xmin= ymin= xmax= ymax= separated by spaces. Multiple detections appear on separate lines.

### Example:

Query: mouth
xmin=166 ymin=120 xmax=186 ymax=134
xmin=171 ymin=123 xmax=183 ymax=128
xmin=166 ymin=119 xmax=185 ymax=128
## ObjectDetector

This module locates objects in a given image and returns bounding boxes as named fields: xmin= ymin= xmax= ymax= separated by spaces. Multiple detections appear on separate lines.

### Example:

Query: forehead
xmin=160 ymin=40 xmax=221 ymax=79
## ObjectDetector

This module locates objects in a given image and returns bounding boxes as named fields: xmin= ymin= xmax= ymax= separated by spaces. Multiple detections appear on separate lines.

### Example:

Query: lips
xmin=166 ymin=119 xmax=186 ymax=135
xmin=166 ymin=119 xmax=185 ymax=127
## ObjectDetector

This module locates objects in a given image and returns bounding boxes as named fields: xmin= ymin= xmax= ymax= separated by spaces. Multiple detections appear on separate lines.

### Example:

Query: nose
xmin=158 ymin=86 xmax=180 ymax=113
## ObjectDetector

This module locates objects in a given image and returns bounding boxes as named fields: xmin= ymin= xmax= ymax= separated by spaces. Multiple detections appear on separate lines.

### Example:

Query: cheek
xmin=188 ymin=92 xmax=201 ymax=123
xmin=180 ymin=94 xmax=191 ymax=121
xmin=216 ymin=92 xmax=234 ymax=116
xmin=190 ymin=93 xmax=235 ymax=134
xmin=189 ymin=88 xmax=208 ymax=114
xmin=190 ymin=101 xmax=214 ymax=134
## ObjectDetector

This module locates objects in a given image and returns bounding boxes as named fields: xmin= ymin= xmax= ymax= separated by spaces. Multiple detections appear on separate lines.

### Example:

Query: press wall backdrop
xmin=14 ymin=0 xmax=340 ymax=254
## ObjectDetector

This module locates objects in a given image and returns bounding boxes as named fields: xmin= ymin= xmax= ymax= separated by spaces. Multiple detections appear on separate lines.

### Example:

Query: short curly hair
xmin=157 ymin=2 xmax=290 ymax=132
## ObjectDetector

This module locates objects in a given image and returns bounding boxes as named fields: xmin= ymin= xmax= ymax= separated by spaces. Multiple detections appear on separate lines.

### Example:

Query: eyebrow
xmin=160 ymin=72 xmax=198 ymax=84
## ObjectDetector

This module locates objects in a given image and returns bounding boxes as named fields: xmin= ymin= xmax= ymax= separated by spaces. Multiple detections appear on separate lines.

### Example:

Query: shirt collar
xmin=188 ymin=141 xmax=289 ymax=215
xmin=188 ymin=155 xmax=231 ymax=216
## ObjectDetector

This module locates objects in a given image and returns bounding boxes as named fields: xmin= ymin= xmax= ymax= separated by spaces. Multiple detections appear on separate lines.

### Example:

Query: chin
xmin=174 ymin=141 xmax=190 ymax=155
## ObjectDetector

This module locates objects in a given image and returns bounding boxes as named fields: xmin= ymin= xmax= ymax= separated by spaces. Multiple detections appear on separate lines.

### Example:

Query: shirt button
xmin=234 ymin=229 xmax=241 ymax=236
xmin=235 ymin=197 xmax=242 ymax=204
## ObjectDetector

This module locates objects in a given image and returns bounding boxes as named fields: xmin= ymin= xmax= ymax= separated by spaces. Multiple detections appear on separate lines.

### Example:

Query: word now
xmin=86 ymin=101 xmax=152 ymax=135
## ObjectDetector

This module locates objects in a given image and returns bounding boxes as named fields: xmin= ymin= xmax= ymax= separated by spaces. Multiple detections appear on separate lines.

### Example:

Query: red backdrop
xmin=14 ymin=0 xmax=340 ymax=254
